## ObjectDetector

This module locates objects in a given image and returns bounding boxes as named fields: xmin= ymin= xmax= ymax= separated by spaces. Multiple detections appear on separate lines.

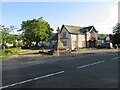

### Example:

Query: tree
xmin=112 ymin=23 xmax=120 ymax=45
xmin=113 ymin=23 xmax=120 ymax=34
xmin=21 ymin=17 xmax=53 ymax=47
xmin=98 ymin=34 xmax=106 ymax=39
xmin=0 ymin=25 xmax=16 ymax=49
xmin=7 ymin=34 xmax=22 ymax=47
xmin=0 ymin=25 xmax=17 ymax=49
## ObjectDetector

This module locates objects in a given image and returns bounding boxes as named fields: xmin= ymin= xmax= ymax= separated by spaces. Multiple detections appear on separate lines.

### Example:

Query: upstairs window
xmin=62 ymin=32 xmax=66 ymax=38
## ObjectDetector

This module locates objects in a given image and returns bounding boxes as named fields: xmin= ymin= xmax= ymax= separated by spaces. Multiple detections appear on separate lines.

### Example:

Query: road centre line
xmin=0 ymin=71 xmax=64 ymax=89
xmin=77 ymin=61 xmax=105 ymax=69
xmin=0 ymin=59 xmax=112 ymax=89
xmin=112 ymin=57 xmax=119 ymax=60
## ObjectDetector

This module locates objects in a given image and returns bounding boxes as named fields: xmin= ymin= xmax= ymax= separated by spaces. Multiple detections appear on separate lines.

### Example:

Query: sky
xmin=1 ymin=1 xmax=119 ymax=34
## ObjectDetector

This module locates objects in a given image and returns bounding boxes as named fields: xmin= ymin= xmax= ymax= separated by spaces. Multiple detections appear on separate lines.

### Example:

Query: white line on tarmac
xmin=112 ymin=57 xmax=119 ymax=60
xmin=77 ymin=61 xmax=105 ymax=69
xmin=0 ymin=71 xmax=64 ymax=89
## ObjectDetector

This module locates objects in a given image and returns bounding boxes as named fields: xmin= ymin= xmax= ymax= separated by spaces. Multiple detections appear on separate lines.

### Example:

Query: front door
xmin=89 ymin=41 xmax=95 ymax=48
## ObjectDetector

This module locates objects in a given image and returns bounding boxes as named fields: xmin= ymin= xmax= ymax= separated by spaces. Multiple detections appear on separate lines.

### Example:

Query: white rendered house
xmin=51 ymin=25 xmax=98 ymax=50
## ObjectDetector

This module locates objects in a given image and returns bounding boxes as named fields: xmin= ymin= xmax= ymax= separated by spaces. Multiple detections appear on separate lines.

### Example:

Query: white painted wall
xmin=70 ymin=34 xmax=77 ymax=50
xmin=77 ymin=35 xmax=84 ymax=48
xmin=60 ymin=27 xmax=71 ymax=49
xmin=81 ymin=35 xmax=86 ymax=47
xmin=60 ymin=27 xmax=98 ymax=50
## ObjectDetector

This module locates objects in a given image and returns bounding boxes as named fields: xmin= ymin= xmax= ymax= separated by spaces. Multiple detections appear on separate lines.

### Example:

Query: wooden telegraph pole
xmin=56 ymin=27 xmax=60 ymax=56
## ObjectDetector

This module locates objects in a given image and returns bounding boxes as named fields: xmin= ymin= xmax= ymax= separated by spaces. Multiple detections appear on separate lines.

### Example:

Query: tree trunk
xmin=35 ymin=41 xmax=39 ymax=47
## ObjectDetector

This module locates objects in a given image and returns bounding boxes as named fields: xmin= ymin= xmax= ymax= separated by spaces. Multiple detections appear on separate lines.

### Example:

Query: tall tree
xmin=113 ymin=23 xmax=120 ymax=34
xmin=112 ymin=23 xmax=120 ymax=45
xmin=0 ymin=25 xmax=17 ymax=49
xmin=21 ymin=17 xmax=53 ymax=47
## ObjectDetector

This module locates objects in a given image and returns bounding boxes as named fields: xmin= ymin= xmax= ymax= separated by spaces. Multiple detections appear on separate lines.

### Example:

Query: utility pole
xmin=56 ymin=27 xmax=60 ymax=56
xmin=85 ymin=29 xmax=88 ymax=48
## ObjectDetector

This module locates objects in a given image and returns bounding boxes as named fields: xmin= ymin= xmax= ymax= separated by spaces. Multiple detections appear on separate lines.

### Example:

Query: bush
xmin=17 ymin=43 xmax=24 ymax=47
xmin=21 ymin=46 xmax=29 ymax=49
xmin=4 ymin=50 xmax=13 ymax=55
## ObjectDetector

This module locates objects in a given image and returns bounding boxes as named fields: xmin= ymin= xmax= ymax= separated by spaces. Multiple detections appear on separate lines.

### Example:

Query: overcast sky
xmin=1 ymin=0 xmax=119 ymax=34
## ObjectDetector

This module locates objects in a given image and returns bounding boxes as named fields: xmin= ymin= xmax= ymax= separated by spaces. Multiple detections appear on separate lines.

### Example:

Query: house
xmin=104 ymin=34 xmax=112 ymax=43
xmin=97 ymin=35 xmax=104 ymax=45
xmin=50 ymin=33 xmax=58 ymax=46
xmin=51 ymin=24 xmax=98 ymax=50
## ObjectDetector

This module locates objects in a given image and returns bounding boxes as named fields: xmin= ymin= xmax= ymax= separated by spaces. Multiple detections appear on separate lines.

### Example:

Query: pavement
xmin=1 ymin=49 xmax=119 ymax=88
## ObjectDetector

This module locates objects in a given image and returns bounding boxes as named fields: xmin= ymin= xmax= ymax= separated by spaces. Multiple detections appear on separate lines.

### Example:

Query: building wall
xmin=70 ymin=34 xmax=86 ymax=50
xmin=81 ymin=35 xmax=86 ymax=47
xmin=70 ymin=34 xmax=77 ymax=50
xmin=60 ymin=27 xmax=98 ymax=50
xmin=77 ymin=34 xmax=85 ymax=48
xmin=88 ymin=30 xmax=98 ymax=40
xmin=60 ymin=27 xmax=71 ymax=49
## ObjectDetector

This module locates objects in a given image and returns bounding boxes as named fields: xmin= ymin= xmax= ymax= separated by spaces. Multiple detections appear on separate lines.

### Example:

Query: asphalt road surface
xmin=1 ymin=51 xmax=119 ymax=89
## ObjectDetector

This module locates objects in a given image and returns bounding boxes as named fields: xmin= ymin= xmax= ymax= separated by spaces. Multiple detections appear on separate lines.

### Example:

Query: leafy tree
xmin=113 ymin=23 xmax=120 ymax=34
xmin=112 ymin=23 xmax=120 ymax=45
xmin=0 ymin=25 xmax=19 ymax=49
xmin=98 ymin=34 xmax=106 ymax=39
xmin=7 ymin=34 xmax=22 ymax=47
xmin=20 ymin=17 xmax=53 ymax=47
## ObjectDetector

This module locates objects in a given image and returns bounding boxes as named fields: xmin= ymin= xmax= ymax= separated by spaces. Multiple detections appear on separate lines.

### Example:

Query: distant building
xmin=104 ymin=34 xmax=112 ymax=43
xmin=97 ymin=35 xmax=104 ymax=45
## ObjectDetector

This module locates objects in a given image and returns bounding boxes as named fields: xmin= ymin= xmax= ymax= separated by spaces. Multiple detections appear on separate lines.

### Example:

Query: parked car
xmin=96 ymin=43 xmax=111 ymax=49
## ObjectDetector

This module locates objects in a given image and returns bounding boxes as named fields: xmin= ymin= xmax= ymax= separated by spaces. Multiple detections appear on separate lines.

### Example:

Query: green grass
xmin=0 ymin=47 xmax=32 ymax=59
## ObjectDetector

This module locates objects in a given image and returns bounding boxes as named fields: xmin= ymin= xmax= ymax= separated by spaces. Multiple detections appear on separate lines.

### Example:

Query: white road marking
xmin=0 ymin=71 xmax=64 ymax=89
xmin=77 ymin=61 xmax=105 ymax=69
xmin=112 ymin=57 xmax=119 ymax=60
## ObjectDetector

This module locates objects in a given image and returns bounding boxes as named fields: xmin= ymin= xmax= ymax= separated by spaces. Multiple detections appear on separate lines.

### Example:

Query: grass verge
xmin=0 ymin=48 xmax=33 ymax=59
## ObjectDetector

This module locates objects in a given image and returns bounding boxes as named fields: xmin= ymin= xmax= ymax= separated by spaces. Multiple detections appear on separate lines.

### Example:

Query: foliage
xmin=0 ymin=48 xmax=31 ymax=59
xmin=112 ymin=23 xmax=120 ymax=45
xmin=98 ymin=34 xmax=106 ymax=39
xmin=20 ymin=17 xmax=53 ymax=47
xmin=0 ymin=25 xmax=20 ymax=49
xmin=113 ymin=23 xmax=120 ymax=34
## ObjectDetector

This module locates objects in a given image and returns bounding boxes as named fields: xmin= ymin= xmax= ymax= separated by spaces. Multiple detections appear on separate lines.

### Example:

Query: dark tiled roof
xmin=80 ymin=26 xmax=94 ymax=33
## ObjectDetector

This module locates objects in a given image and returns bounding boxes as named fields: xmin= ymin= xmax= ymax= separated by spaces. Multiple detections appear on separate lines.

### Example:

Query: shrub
xmin=17 ymin=43 xmax=24 ymax=47
xmin=4 ymin=50 xmax=13 ymax=55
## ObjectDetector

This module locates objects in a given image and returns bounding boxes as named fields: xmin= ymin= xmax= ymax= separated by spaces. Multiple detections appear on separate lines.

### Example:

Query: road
xmin=1 ymin=50 xmax=119 ymax=89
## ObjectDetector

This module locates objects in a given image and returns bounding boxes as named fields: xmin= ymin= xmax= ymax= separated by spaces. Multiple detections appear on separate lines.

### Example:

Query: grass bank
xmin=0 ymin=48 xmax=32 ymax=59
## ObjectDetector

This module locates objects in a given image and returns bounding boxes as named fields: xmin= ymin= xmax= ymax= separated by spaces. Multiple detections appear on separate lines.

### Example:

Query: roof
xmin=63 ymin=25 xmax=81 ymax=34
xmin=51 ymin=25 xmax=97 ymax=41
xmin=80 ymin=26 xmax=96 ymax=33
xmin=62 ymin=25 xmax=96 ymax=34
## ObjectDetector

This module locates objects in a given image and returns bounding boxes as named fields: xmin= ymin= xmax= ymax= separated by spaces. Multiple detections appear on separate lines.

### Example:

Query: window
xmin=62 ymin=32 xmax=66 ymax=38
xmin=73 ymin=41 xmax=76 ymax=47
xmin=62 ymin=41 xmax=67 ymax=46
